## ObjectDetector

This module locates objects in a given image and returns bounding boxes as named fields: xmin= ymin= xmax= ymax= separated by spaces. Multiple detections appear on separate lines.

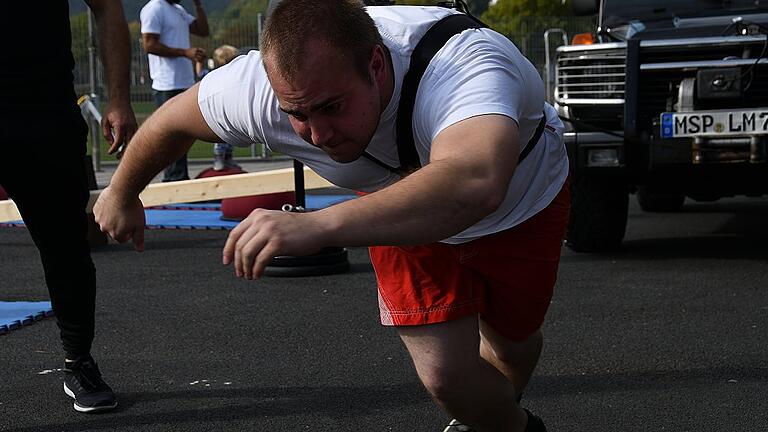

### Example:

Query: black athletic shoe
xmin=442 ymin=419 xmax=474 ymax=432
xmin=442 ymin=410 xmax=547 ymax=432
xmin=62 ymin=355 xmax=117 ymax=413
xmin=524 ymin=409 xmax=548 ymax=432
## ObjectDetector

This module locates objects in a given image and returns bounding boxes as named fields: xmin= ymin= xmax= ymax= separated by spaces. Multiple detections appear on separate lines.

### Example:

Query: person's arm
xmin=189 ymin=0 xmax=210 ymax=37
xmin=195 ymin=59 xmax=209 ymax=80
xmin=322 ymin=114 xmax=520 ymax=245
xmin=93 ymin=84 xmax=220 ymax=250
xmin=84 ymin=0 xmax=138 ymax=154
xmin=114 ymin=84 xmax=219 ymax=194
xmin=142 ymin=33 xmax=206 ymax=63
xmin=222 ymin=114 xmax=520 ymax=279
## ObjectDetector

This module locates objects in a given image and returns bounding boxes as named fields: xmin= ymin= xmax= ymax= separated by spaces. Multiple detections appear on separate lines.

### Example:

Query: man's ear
xmin=370 ymin=44 xmax=387 ymax=86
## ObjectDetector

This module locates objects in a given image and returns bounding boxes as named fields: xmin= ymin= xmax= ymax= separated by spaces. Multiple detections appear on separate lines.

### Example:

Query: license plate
xmin=660 ymin=109 xmax=768 ymax=138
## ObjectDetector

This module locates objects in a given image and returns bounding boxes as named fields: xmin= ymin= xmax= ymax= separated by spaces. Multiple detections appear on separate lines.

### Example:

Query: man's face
xmin=266 ymin=41 xmax=387 ymax=163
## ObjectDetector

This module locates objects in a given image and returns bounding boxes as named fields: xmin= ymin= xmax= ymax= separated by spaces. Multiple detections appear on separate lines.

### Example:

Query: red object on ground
xmin=194 ymin=166 xmax=296 ymax=220
xmin=195 ymin=166 xmax=247 ymax=179
xmin=0 ymin=184 xmax=7 ymax=200
xmin=221 ymin=191 xmax=296 ymax=221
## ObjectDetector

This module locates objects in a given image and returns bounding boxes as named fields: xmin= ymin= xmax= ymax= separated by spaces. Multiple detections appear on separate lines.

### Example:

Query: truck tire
xmin=636 ymin=186 xmax=685 ymax=212
xmin=566 ymin=174 xmax=628 ymax=252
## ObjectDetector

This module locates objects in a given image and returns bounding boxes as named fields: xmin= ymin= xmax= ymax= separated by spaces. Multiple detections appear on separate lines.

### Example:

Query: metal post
xmin=543 ymin=28 xmax=568 ymax=103
xmin=87 ymin=10 xmax=101 ymax=171
xmin=256 ymin=13 xmax=270 ymax=160
xmin=261 ymin=142 xmax=269 ymax=159
xmin=293 ymin=159 xmax=306 ymax=209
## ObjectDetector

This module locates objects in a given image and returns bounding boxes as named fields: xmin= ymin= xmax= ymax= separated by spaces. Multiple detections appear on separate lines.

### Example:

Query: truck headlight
xmin=587 ymin=148 xmax=620 ymax=167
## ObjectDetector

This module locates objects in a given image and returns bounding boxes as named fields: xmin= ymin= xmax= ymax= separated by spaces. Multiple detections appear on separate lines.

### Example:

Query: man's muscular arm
xmin=93 ymin=84 xmax=220 ymax=250
xmin=223 ymin=114 xmax=520 ymax=279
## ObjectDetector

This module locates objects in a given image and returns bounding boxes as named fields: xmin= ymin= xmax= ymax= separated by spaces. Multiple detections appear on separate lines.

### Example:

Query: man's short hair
xmin=212 ymin=44 xmax=240 ymax=68
xmin=260 ymin=0 xmax=383 ymax=82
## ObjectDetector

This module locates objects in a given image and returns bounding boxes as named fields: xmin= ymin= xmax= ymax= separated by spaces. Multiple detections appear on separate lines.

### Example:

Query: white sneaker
xmin=213 ymin=154 xmax=226 ymax=171
xmin=443 ymin=419 xmax=475 ymax=432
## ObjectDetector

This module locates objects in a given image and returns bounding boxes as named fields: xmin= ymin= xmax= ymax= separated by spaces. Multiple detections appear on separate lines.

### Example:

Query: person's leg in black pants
xmin=155 ymin=89 xmax=190 ymax=182
xmin=0 ymin=122 xmax=116 ymax=412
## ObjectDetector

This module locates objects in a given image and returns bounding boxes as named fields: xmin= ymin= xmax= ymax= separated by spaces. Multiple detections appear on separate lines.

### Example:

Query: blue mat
xmin=306 ymin=194 xmax=356 ymax=209
xmin=148 ymin=195 xmax=355 ymax=211
xmin=150 ymin=203 xmax=221 ymax=211
xmin=0 ymin=301 xmax=53 ymax=336
xmin=145 ymin=209 xmax=238 ymax=230
xmin=2 ymin=195 xmax=358 ymax=230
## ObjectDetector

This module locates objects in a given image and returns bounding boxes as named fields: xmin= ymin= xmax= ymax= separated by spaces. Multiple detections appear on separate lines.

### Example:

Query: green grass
xmin=85 ymin=101 xmax=265 ymax=162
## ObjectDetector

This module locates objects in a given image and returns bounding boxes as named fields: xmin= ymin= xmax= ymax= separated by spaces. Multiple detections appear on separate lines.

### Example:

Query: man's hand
xmin=102 ymin=101 xmax=138 ymax=155
xmin=222 ymin=209 xmax=329 ymax=280
xmin=93 ymin=186 xmax=147 ymax=252
xmin=185 ymin=47 xmax=206 ymax=63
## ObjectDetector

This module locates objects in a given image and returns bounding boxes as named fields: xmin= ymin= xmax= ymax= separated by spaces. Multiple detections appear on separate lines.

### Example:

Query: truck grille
xmin=640 ymin=37 xmax=766 ymax=64
xmin=555 ymin=48 xmax=626 ymax=104
xmin=636 ymin=39 xmax=768 ymax=134
xmin=639 ymin=68 xmax=768 ymax=113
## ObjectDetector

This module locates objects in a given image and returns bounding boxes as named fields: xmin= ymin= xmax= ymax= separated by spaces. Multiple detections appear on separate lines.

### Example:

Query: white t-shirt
xmin=140 ymin=0 xmax=196 ymax=91
xmin=198 ymin=6 xmax=569 ymax=244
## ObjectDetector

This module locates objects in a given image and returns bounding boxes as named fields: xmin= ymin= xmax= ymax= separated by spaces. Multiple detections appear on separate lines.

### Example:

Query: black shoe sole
xmin=63 ymin=383 xmax=118 ymax=413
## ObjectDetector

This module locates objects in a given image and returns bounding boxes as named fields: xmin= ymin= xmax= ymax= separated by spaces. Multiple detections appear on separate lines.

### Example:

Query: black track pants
xmin=0 ymin=119 xmax=97 ymax=359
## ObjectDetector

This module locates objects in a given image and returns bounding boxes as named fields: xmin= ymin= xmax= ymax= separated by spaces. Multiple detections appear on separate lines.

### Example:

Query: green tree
xmin=396 ymin=0 xmax=436 ymax=5
xmin=69 ymin=13 xmax=89 ymax=64
xmin=395 ymin=0 xmax=490 ymax=15
xmin=208 ymin=0 xmax=269 ymax=48
xmin=481 ymin=0 xmax=573 ymax=37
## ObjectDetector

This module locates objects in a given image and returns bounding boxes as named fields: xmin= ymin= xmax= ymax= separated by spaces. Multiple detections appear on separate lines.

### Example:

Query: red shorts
xmin=368 ymin=181 xmax=570 ymax=342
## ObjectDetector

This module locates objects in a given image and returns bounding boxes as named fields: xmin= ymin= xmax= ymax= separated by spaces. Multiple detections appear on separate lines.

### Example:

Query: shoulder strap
xmin=520 ymin=114 xmax=547 ymax=163
xmin=394 ymin=13 xmax=547 ymax=176
xmin=395 ymin=13 xmax=486 ymax=174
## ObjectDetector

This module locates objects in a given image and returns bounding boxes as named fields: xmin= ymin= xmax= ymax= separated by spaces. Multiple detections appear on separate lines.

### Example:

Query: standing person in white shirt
xmin=140 ymin=0 xmax=209 ymax=181
xmin=195 ymin=44 xmax=243 ymax=171
xmin=96 ymin=1 xmax=570 ymax=430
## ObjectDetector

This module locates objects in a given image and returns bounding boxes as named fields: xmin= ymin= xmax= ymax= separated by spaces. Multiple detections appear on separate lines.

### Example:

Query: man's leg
xmin=470 ymin=179 xmax=571 ymax=403
xmin=2 ymin=141 xmax=95 ymax=358
xmin=397 ymin=315 xmax=528 ymax=432
xmin=155 ymin=89 xmax=190 ymax=181
xmin=162 ymin=152 xmax=189 ymax=182
xmin=1 ymin=136 xmax=116 ymax=412
xmin=480 ymin=324 xmax=543 ymax=400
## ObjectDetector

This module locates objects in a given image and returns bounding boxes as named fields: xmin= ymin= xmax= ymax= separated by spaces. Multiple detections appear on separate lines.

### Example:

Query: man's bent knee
xmin=481 ymin=323 xmax=543 ymax=365
xmin=418 ymin=363 xmax=481 ymax=405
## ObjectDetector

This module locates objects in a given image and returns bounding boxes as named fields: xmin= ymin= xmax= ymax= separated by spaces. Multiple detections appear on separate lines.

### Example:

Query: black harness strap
xmin=519 ymin=113 xmax=547 ymax=163
xmin=392 ymin=12 xmax=546 ymax=176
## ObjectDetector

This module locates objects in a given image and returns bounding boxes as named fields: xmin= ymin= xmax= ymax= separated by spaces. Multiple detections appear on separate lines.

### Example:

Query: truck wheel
xmin=636 ymin=187 xmax=685 ymax=212
xmin=566 ymin=174 xmax=628 ymax=252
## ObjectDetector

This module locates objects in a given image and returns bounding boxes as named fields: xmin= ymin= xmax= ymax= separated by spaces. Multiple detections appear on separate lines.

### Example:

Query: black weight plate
xmin=267 ymin=247 xmax=348 ymax=267
xmin=263 ymin=261 xmax=351 ymax=277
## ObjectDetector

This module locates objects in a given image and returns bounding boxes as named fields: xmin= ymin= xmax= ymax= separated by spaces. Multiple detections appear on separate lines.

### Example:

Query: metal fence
xmin=69 ymin=14 xmax=594 ymax=164
xmin=70 ymin=14 xmax=594 ymax=102
xmin=71 ymin=19 xmax=267 ymax=104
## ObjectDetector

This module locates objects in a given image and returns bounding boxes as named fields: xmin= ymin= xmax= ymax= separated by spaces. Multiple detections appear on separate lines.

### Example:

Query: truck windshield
xmin=603 ymin=1 xmax=768 ymax=27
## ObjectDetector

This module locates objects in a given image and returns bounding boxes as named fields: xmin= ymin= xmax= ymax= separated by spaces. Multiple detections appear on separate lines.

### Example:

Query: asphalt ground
xmin=1 ymin=194 xmax=767 ymax=432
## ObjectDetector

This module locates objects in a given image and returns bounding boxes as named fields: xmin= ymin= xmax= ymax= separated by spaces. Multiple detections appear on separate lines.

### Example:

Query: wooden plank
xmin=0 ymin=167 xmax=334 ymax=223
